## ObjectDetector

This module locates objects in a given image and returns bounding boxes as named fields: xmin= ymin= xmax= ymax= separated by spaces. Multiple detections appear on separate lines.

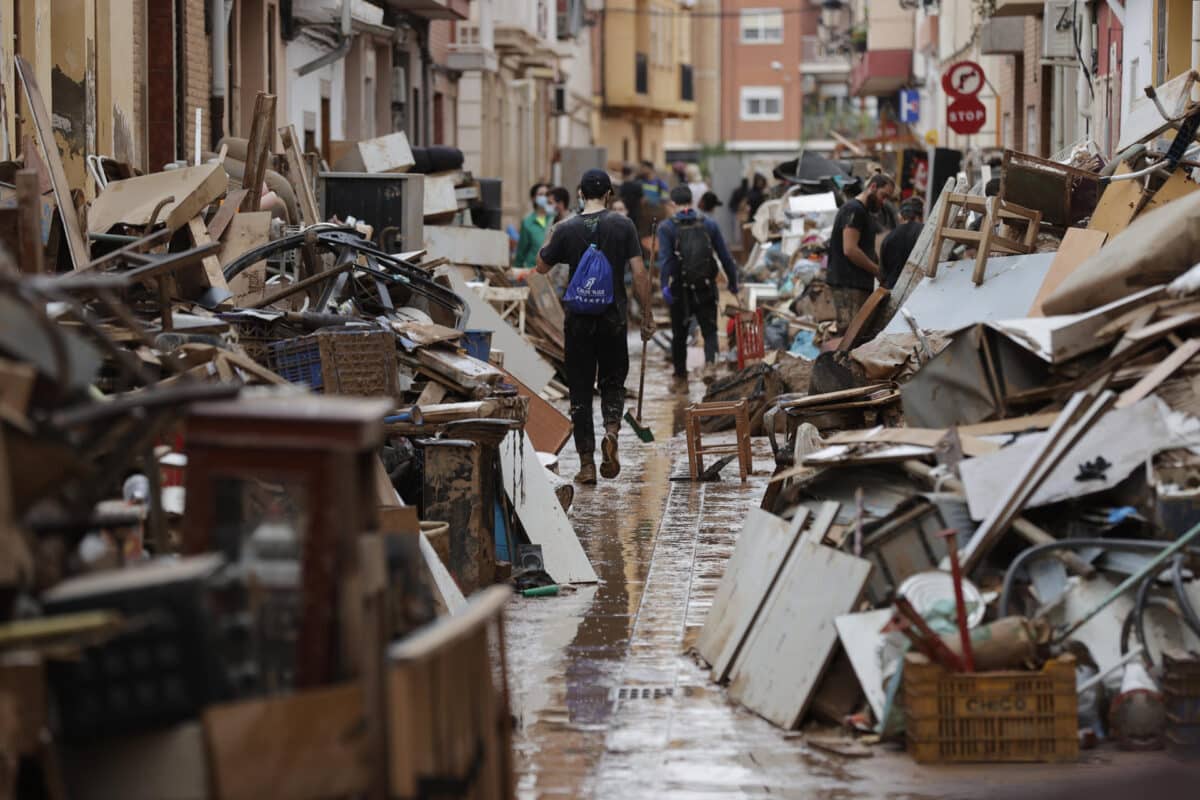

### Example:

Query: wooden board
xmin=278 ymin=125 xmax=320 ymax=224
xmin=334 ymin=131 xmax=415 ymax=174
xmin=500 ymin=431 xmax=597 ymax=584
xmin=220 ymin=211 xmax=273 ymax=304
xmin=203 ymin=683 xmax=369 ymax=800
xmin=1028 ymin=228 xmax=1107 ymax=316
xmin=425 ymin=227 xmax=511 ymax=268
xmin=834 ymin=609 xmax=893 ymax=723
xmin=88 ymin=162 xmax=229 ymax=235
xmin=240 ymin=92 xmax=277 ymax=212
xmin=15 ymin=56 xmax=88 ymax=269
xmin=420 ymin=530 xmax=468 ymax=616
xmin=391 ymin=321 xmax=464 ymax=347
xmin=423 ymin=173 xmax=460 ymax=218
xmin=1117 ymin=338 xmax=1200 ymax=408
xmin=417 ymin=347 xmax=503 ymax=390
xmin=696 ymin=508 xmax=800 ymax=681
xmin=500 ymin=367 xmax=571 ymax=455
xmin=837 ymin=287 xmax=889 ymax=351
xmin=441 ymin=267 xmax=555 ymax=391
xmin=727 ymin=541 xmax=872 ymax=729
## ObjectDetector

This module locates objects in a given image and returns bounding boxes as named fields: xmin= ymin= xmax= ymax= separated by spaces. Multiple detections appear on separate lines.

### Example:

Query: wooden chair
xmin=926 ymin=193 xmax=1042 ymax=285
xmin=685 ymin=399 xmax=753 ymax=482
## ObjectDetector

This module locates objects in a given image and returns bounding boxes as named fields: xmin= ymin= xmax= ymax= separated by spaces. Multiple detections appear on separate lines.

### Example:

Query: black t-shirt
xmin=827 ymin=198 xmax=877 ymax=291
xmin=538 ymin=209 xmax=641 ymax=321
xmin=879 ymin=220 xmax=923 ymax=290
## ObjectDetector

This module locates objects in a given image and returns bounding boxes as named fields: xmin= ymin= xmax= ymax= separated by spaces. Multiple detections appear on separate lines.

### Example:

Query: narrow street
xmin=504 ymin=337 xmax=1183 ymax=800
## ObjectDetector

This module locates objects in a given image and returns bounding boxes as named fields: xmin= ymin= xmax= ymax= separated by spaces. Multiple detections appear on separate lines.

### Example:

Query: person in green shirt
xmin=514 ymin=183 xmax=552 ymax=268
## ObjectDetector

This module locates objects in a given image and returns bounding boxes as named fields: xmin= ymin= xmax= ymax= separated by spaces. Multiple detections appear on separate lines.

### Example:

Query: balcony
xmin=800 ymin=36 xmax=851 ymax=77
xmin=850 ymin=49 xmax=912 ymax=97
xmin=494 ymin=0 xmax=556 ymax=55
xmin=635 ymin=53 xmax=648 ymax=95
xmin=449 ymin=21 xmax=500 ymax=72
xmin=680 ymin=64 xmax=694 ymax=102
xmin=980 ymin=17 xmax=1025 ymax=55
xmin=802 ymin=107 xmax=878 ymax=142
xmin=385 ymin=0 xmax=470 ymax=19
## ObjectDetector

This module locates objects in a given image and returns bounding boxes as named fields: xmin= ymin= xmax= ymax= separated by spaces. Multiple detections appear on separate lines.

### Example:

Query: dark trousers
xmin=669 ymin=289 xmax=718 ymax=376
xmin=565 ymin=313 xmax=629 ymax=458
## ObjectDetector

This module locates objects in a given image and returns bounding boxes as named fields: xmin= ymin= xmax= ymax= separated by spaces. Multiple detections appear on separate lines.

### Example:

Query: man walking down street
xmin=879 ymin=198 xmax=924 ymax=289
xmin=826 ymin=174 xmax=895 ymax=331
xmin=657 ymin=186 xmax=739 ymax=383
xmin=537 ymin=169 xmax=654 ymax=485
xmin=514 ymin=183 xmax=552 ymax=270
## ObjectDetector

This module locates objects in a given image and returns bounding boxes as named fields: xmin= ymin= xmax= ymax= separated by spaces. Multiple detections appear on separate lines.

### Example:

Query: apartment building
xmin=592 ymin=0 xmax=696 ymax=167
xmin=717 ymin=2 xmax=814 ymax=156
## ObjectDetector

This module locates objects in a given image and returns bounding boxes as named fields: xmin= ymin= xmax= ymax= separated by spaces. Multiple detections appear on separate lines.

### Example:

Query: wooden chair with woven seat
xmin=685 ymin=399 xmax=753 ymax=482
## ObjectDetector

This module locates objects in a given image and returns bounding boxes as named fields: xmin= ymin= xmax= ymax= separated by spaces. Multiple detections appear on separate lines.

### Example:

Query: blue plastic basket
xmin=268 ymin=336 xmax=324 ymax=389
xmin=461 ymin=329 xmax=493 ymax=362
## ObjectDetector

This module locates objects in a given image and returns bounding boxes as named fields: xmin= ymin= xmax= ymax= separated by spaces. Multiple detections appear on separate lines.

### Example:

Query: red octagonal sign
xmin=947 ymin=96 xmax=986 ymax=135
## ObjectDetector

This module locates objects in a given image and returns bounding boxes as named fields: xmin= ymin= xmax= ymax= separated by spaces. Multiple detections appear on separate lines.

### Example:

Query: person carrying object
xmin=657 ymin=186 xmax=739 ymax=383
xmin=826 ymin=173 xmax=895 ymax=331
xmin=537 ymin=169 xmax=654 ymax=486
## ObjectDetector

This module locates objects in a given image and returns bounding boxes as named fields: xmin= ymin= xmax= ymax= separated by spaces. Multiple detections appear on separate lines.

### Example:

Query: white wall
xmin=556 ymin=26 xmax=594 ymax=152
xmin=1122 ymin=0 xmax=1154 ymax=128
xmin=285 ymin=38 xmax=348 ymax=147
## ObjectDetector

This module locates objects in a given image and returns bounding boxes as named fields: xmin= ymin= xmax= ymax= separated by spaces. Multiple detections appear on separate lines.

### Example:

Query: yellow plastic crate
xmin=904 ymin=653 xmax=1079 ymax=763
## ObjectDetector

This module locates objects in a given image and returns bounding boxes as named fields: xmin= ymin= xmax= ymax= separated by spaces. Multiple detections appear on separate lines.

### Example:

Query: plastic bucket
xmin=461 ymin=329 xmax=493 ymax=361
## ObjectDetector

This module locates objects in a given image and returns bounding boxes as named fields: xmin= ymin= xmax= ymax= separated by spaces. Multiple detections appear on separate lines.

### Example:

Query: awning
xmin=850 ymin=50 xmax=913 ymax=97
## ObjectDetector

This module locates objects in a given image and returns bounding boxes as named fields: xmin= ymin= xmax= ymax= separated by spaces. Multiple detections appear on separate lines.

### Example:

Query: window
xmin=741 ymin=87 xmax=784 ymax=121
xmin=740 ymin=8 xmax=784 ymax=44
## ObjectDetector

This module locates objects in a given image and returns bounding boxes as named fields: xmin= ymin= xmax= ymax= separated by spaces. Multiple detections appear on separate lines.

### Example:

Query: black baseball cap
xmin=579 ymin=168 xmax=614 ymax=199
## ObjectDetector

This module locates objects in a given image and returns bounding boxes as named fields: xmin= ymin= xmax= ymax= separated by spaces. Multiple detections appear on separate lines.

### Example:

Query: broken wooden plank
xmin=15 ymin=169 xmax=43 ymax=274
xmin=1029 ymin=228 xmax=1107 ymax=317
xmin=15 ymin=56 xmax=88 ymax=269
xmin=391 ymin=321 xmax=464 ymax=347
xmin=207 ymin=189 xmax=249 ymax=241
xmin=416 ymin=347 xmax=503 ymax=390
xmin=696 ymin=508 xmax=802 ymax=681
xmin=203 ymin=684 xmax=370 ymax=800
xmin=500 ymin=431 xmax=597 ymax=584
xmin=728 ymin=540 xmax=872 ymax=728
xmin=88 ymin=162 xmax=229 ymax=235
xmin=240 ymin=92 xmax=277 ymax=212
xmin=279 ymin=125 xmax=320 ymax=225
xmin=499 ymin=367 xmax=571 ymax=455
xmin=1117 ymin=339 xmax=1200 ymax=409
xmin=184 ymin=217 xmax=232 ymax=307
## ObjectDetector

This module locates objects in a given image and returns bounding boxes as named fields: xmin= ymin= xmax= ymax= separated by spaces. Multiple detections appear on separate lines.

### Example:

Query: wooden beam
xmin=15 ymin=170 xmax=43 ymax=274
xmin=15 ymin=56 xmax=88 ymax=269
xmin=279 ymin=125 xmax=320 ymax=224
xmin=185 ymin=217 xmax=233 ymax=306
xmin=240 ymin=92 xmax=277 ymax=212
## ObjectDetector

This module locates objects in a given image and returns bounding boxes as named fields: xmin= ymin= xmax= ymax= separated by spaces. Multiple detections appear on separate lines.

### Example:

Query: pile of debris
xmin=0 ymin=73 xmax=589 ymax=797
xmin=696 ymin=86 xmax=1200 ymax=764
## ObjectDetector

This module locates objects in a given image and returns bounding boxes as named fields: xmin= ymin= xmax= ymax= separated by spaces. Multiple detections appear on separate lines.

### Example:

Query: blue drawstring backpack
xmin=563 ymin=241 xmax=615 ymax=314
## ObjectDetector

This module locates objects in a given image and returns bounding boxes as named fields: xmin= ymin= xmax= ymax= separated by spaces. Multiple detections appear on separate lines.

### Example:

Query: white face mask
xmin=537 ymin=196 xmax=551 ymax=211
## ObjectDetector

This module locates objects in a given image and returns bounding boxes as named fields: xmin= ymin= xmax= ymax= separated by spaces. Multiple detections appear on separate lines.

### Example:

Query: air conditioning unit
xmin=1043 ymin=0 xmax=1076 ymax=60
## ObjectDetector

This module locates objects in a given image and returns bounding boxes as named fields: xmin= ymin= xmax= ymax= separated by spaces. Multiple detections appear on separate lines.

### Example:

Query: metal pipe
xmin=298 ymin=0 xmax=354 ymax=78
xmin=1077 ymin=645 xmax=1144 ymax=695
xmin=210 ymin=0 xmax=232 ymax=145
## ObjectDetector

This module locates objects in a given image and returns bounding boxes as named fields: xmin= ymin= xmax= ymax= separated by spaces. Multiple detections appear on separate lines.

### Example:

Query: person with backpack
xmin=657 ymin=186 xmax=739 ymax=383
xmin=536 ymin=169 xmax=654 ymax=485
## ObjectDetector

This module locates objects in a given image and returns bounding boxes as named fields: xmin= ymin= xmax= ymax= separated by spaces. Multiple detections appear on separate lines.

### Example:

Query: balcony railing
xmin=680 ymin=64 xmax=694 ymax=102
xmin=635 ymin=53 xmax=648 ymax=95
xmin=802 ymin=108 xmax=878 ymax=141
xmin=800 ymin=35 xmax=851 ymax=67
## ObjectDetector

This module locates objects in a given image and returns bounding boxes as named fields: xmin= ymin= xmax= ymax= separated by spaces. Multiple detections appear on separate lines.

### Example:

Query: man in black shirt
xmin=826 ymin=173 xmax=895 ymax=331
xmin=537 ymin=169 xmax=654 ymax=485
xmin=879 ymin=198 xmax=924 ymax=289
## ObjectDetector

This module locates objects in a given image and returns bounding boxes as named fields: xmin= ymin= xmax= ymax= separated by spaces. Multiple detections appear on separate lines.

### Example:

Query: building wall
xmin=593 ymin=112 xmax=664 ymax=167
xmin=183 ymin=0 xmax=211 ymax=149
xmin=285 ymin=37 xmax=348 ymax=152
xmin=1095 ymin=2 xmax=1123 ymax=157
xmin=691 ymin=0 xmax=721 ymax=147
xmin=719 ymin=0 xmax=807 ymax=150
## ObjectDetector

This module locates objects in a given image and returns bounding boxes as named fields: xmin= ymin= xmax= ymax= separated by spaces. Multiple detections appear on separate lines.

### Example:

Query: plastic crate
xmin=1162 ymin=649 xmax=1200 ymax=759
xmin=904 ymin=653 xmax=1079 ymax=763
xmin=268 ymin=328 xmax=398 ymax=397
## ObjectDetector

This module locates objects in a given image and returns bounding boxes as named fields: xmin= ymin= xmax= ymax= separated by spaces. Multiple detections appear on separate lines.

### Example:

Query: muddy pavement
xmin=503 ymin=335 xmax=1174 ymax=799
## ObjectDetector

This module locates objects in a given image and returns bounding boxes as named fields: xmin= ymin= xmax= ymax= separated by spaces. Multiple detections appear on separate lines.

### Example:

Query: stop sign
xmin=947 ymin=95 xmax=986 ymax=135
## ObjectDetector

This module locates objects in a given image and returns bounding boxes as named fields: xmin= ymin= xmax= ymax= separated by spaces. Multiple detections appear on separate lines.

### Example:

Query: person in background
xmin=550 ymin=186 xmax=573 ymax=222
xmin=879 ymin=197 xmax=924 ymax=290
xmin=697 ymin=191 xmax=722 ymax=218
xmin=746 ymin=173 xmax=769 ymax=220
xmin=536 ymin=169 xmax=654 ymax=485
xmin=611 ymin=198 xmax=629 ymax=217
xmin=639 ymin=161 xmax=669 ymax=206
xmin=514 ymin=183 xmax=552 ymax=268
xmin=657 ymin=186 xmax=739 ymax=383
xmin=826 ymin=173 xmax=896 ymax=331
xmin=685 ymin=164 xmax=709 ymax=205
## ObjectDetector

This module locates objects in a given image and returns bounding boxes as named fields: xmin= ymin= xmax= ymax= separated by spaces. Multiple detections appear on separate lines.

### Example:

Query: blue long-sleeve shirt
xmin=657 ymin=209 xmax=738 ymax=294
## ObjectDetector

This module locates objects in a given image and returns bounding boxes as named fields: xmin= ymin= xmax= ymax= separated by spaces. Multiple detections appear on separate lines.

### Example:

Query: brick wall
xmin=182 ymin=0 xmax=211 ymax=149
xmin=429 ymin=19 xmax=451 ymax=64
xmin=132 ymin=0 xmax=146 ymax=167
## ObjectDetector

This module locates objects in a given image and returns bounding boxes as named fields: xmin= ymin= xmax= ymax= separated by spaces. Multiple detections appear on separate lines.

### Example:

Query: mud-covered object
xmin=1042 ymin=185 xmax=1200 ymax=315
xmin=701 ymin=363 xmax=784 ymax=434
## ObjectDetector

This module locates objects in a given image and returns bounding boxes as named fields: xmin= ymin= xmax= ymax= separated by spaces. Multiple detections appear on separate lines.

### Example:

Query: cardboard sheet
xmin=1028 ymin=228 xmax=1107 ymax=316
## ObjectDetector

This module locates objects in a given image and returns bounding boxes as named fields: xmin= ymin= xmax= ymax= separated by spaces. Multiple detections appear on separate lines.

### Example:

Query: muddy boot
xmin=701 ymin=363 xmax=718 ymax=386
xmin=600 ymin=428 xmax=621 ymax=479
xmin=574 ymin=459 xmax=597 ymax=485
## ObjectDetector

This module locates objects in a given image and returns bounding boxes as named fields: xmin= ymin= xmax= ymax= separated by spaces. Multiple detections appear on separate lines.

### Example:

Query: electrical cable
xmin=1072 ymin=0 xmax=1096 ymax=101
